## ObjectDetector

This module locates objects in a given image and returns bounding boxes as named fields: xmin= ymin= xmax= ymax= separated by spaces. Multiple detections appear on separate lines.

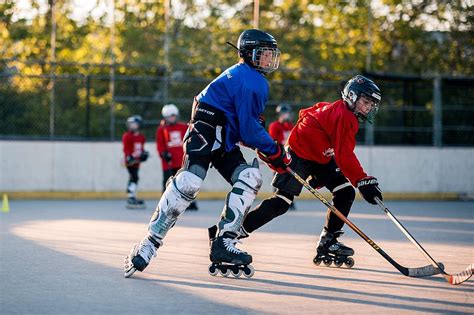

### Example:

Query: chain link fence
xmin=1 ymin=61 xmax=472 ymax=146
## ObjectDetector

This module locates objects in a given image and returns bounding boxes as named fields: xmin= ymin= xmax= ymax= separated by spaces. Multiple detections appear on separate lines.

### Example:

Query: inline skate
xmin=313 ymin=228 xmax=355 ymax=268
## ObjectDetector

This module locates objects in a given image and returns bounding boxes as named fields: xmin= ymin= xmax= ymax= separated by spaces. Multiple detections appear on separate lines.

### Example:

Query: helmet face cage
xmin=251 ymin=47 xmax=281 ymax=74
xmin=360 ymin=95 xmax=379 ymax=124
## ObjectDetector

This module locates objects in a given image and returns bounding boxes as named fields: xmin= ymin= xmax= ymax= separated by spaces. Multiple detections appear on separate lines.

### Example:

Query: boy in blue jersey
xmin=124 ymin=29 xmax=291 ymax=278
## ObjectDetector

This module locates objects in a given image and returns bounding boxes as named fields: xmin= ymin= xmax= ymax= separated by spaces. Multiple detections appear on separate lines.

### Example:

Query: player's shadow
xmin=149 ymin=276 xmax=471 ymax=314
xmin=156 ymin=252 xmax=474 ymax=292
xmin=152 ymin=253 xmax=474 ymax=294
xmin=0 ymin=234 xmax=253 ymax=315
xmin=257 ymin=268 xmax=474 ymax=293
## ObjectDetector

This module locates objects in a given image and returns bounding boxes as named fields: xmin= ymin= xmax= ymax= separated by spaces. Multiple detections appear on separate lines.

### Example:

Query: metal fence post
xmin=433 ymin=76 xmax=442 ymax=146
xmin=85 ymin=75 xmax=91 ymax=138
xmin=49 ymin=0 xmax=56 ymax=139
xmin=365 ymin=122 xmax=374 ymax=145
xmin=163 ymin=0 xmax=170 ymax=104
xmin=109 ymin=0 xmax=116 ymax=140
xmin=364 ymin=0 xmax=374 ymax=145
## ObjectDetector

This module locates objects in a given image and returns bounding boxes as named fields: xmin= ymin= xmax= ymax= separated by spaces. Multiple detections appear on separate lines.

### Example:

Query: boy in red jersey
xmin=268 ymin=103 xmax=294 ymax=145
xmin=122 ymin=115 xmax=149 ymax=209
xmin=242 ymin=75 xmax=384 ymax=267
xmin=156 ymin=104 xmax=198 ymax=210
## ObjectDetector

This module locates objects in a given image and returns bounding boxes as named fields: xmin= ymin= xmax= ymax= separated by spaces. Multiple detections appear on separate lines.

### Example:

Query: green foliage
xmin=0 ymin=0 xmax=472 ymax=144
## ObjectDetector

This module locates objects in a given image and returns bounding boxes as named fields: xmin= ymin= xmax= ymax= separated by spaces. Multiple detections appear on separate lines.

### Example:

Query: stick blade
xmin=408 ymin=262 xmax=444 ymax=277
xmin=448 ymin=263 xmax=473 ymax=285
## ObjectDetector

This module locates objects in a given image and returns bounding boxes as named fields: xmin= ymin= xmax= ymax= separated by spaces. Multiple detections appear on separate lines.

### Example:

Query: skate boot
xmin=208 ymin=231 xmax=254 ymax=278
xmin=124 ymin=236 xmax=161 ymax=278
xmin=313 ymin=228 xmax=355 ymax=268
xmin=126 ymin=197 xmax=146 ymax=209
xmin=208 ymin=225 xmax=249 ymax=243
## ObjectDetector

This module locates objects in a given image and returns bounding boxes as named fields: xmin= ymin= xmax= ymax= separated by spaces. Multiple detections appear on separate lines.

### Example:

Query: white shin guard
xmin=148 ymin=170 xmax=203 ymax=242
xmin=219 ymin=159 xmax=263 ymax=236
xmin=127 ymin=182 xmax=137 ymax=198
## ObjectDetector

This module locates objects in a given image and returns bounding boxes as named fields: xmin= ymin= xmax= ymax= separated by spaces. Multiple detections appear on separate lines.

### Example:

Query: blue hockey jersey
xmin=197 ymin=62 xmax=277 ymax=155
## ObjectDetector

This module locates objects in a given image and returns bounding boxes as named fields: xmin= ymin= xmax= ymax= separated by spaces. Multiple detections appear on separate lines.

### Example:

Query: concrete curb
xmin=1 ymin=191 xmax=461 ymax=201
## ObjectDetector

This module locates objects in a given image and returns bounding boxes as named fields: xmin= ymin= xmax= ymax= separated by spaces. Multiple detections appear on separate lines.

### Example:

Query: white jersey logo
xmin=323 ymin=148 xmax=335 ymax=157
xmin=133 ymin=142 xmax=143 ymax=157
xmin=168 ymin=131 xmax=183 ymax=148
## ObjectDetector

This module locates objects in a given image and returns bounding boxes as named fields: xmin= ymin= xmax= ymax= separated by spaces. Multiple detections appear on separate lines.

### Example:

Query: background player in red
xmin=268 ymin=103 xmax=296 ymax=210
xmin=268 ymin=103 xmax=294 ymax=146
xmin=242 ymin=75 xmax=383 ymax=268
xmin=156 ymin=104 xmax=198 ymax=211
xmin=122 ymin=115 xmax=149 ymax=209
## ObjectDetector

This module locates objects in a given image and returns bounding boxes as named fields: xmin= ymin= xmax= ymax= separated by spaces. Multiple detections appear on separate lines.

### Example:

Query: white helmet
xmin=161 ymin=104 xmax=179 ymax=118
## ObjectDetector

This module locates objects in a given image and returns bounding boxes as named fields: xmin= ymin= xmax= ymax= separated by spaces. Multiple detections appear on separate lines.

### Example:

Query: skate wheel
xmin=220 ymin=267 xmax=231 ymax=277
xmin=124 ymin=267 xmax=136 ymax=278
xmin=334 ymin=260 xmax=343 ymax=267
xmin=345 ymin=257 xmax=355 ymax=268
xmin=323 ymin=258 xmax=332 ymax=267
xmin=243 ymin=265 xmax=255 ymax=278
xmin=208 ymin=264 xmax=218 ymax=276
xmin=231 ymin=268 xmax=243 ymax=278
xmin=313 ymin=257 xmax=322 ymax=266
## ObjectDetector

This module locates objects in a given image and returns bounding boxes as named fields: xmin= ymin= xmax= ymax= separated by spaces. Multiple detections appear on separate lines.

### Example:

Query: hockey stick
xmin=375 ymin=197 xmax=473 ymax=285
xmin=286 ymin=167 xmax=441 ymax=277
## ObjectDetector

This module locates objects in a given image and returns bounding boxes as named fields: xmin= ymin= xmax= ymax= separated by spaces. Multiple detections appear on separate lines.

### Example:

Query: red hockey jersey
xmin=268 ymin=120 xmax=294 ymax=145
xmin=122 ymin=131 xmax=146 ymax=167
xmin=156 ymin=121 xmax=188 ymax=170
xmin=288 ymin=99 xmax=367 ymax=186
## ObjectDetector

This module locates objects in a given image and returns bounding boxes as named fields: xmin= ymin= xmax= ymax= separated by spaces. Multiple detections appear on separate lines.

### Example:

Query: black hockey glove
xmin=161 ymin=151 xmax=172 ymax=162
xmin=257 ymin=142 xmax=291 ymax=174
xmin=357 ymin=176 xmax=383 ymax=205
xmin=140 ymin=151 xmax=149 ymax=162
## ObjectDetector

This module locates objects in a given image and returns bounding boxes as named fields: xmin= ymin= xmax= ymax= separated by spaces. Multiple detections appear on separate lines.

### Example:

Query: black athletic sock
xmin=325 ymin=189 xmax=355 ymax=233
xmin=243 ymin=191 xmax=293 ymax=233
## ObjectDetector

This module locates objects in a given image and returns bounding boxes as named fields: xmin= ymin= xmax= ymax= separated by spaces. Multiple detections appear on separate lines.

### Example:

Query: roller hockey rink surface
xmin=1 ymin=199 xmax=473 ymax=314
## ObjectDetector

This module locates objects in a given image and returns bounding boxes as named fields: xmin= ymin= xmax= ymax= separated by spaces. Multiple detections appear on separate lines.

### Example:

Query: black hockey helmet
xmin=126 ymin=115 xmax=143 ymax=130
xmin=341 ymin=75 xmax=381 ymax=123
xmin=237 ymin=29 xmax=280 ymax=74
